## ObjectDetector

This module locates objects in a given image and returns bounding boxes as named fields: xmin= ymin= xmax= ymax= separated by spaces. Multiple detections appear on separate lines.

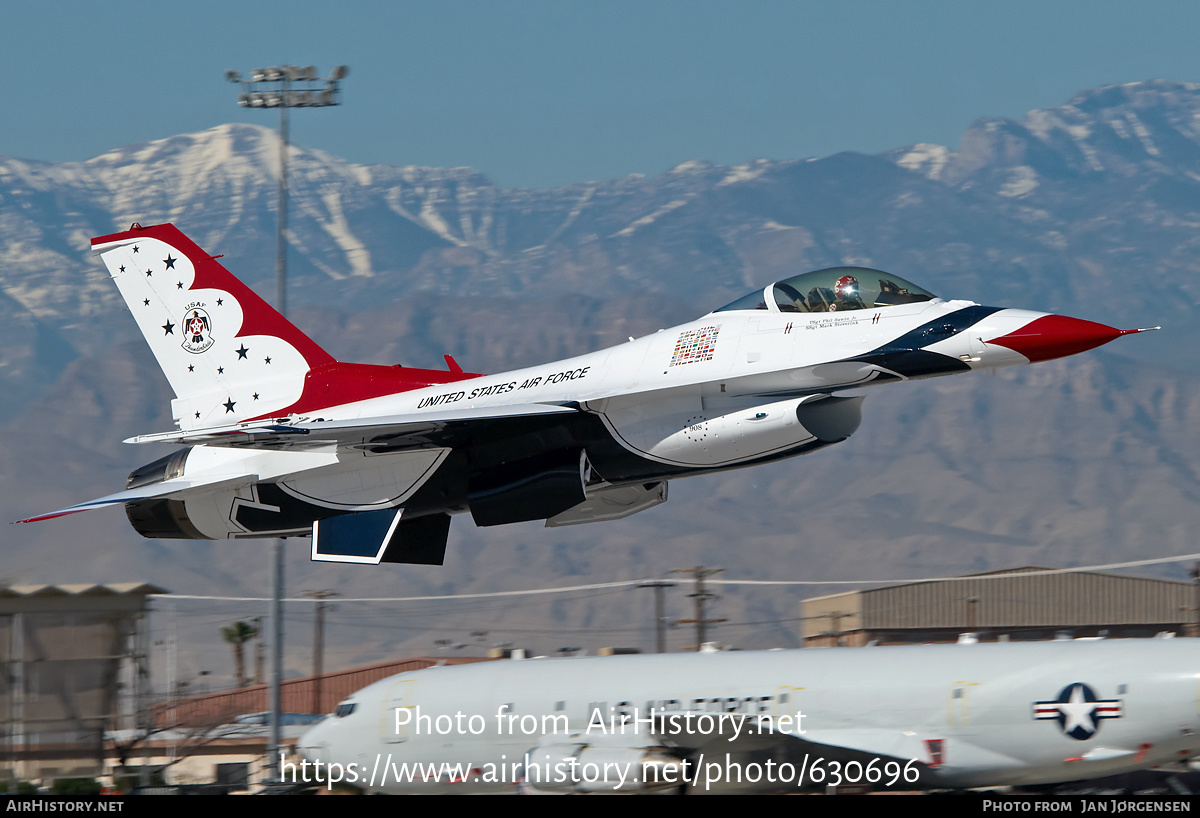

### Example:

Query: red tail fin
xmin=92 ymin=223 xmax=334 ymax=430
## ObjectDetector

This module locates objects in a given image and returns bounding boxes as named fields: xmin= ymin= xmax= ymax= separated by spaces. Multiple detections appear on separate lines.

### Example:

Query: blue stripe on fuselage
xmin=849 ymin=305 xmax=1003 ymax=377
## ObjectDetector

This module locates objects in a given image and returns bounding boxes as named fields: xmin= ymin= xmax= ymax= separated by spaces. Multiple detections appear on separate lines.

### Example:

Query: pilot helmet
xmin=835 ymin=274 xmax=860 ymax=301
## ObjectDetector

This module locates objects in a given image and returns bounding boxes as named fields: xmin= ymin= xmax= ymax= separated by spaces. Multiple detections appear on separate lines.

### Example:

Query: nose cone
xmin=986 ymin=315 xmax=1145 ymax=363
xmin=298 ymin=719 xmax=330 ymax=763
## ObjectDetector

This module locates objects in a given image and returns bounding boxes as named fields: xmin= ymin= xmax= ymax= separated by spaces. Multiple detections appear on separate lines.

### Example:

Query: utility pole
xmin=303 ymin=591 xmax=337 ymax=714
xmin=225 ymin=64 xmax=348 ymax=783
xmin=638 ymin=581 xmax=676 ymax=653
xmin=673 ymin=567 xmax=726 ymax=651
xmin=252 ymin=616 xmax=264 ymax=685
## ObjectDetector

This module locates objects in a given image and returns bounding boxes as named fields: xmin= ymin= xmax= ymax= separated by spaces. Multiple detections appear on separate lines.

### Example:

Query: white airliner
xmin=19 ymin=223 xmax=1154 ymax=564
xmin=296 ymin=639 xmax=1200 ymax=794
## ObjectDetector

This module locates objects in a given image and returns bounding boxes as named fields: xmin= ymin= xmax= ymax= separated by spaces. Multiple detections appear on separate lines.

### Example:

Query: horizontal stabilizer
xmin=15 ymin=473 xmax=255 ymax=524
xmin=312 ymin=509 xmax=450 ymax=565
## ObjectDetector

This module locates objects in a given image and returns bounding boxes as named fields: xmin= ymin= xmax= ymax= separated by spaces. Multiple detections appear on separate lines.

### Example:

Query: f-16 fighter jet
xmin=19 ymin=223 xmax=1154 ymax=565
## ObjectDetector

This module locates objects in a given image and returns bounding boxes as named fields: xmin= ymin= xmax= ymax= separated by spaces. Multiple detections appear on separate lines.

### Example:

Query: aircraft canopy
xmin=714 ymin=267 xmax=937 ymax=314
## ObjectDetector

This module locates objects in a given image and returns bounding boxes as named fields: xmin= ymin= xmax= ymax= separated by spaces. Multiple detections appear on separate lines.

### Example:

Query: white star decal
xmin=1034 ymin=682 xmax=1122 ymax=741
xmin=1056 ymin=684 xmax=1096 ymax=735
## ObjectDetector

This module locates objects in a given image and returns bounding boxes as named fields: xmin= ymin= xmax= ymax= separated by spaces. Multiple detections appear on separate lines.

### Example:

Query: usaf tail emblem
xmin=181 ymin=307 xmax=214 ymax=354
xmin=1033 ymin=682 xmax=1123 ymax=740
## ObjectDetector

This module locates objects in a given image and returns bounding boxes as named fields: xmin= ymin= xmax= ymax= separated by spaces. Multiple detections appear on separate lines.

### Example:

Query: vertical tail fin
xmin=92 ymin=223 xmax=335 ymax=430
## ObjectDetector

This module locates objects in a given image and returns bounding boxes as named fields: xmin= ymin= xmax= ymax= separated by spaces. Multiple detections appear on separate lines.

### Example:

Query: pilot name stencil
xmin=805 ymin=315 xmax=861 ymax=331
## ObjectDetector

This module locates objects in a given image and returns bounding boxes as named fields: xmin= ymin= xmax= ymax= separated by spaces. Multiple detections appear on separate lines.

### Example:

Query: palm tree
xmin=220 ymin=621 xmax=258 ymax=688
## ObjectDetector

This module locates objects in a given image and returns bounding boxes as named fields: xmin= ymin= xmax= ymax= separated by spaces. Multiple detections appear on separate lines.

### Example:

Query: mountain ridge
xmin=2 ymin=79 xmax=1198 ymax=669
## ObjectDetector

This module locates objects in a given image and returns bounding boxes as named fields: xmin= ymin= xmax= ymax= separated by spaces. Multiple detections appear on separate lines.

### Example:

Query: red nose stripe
xmin=986 ymin=315 xmax=1124 ymax=363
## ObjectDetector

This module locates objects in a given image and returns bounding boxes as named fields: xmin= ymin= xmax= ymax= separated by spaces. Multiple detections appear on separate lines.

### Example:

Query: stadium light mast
xmin=224 ymin=64 xmax=348 ymax=784
xmin=225 ymin=65 xmax=348 ymax=315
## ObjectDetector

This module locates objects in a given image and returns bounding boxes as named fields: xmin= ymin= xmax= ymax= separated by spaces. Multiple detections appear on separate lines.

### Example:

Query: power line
xmin=151 ymin=551 xmax=1200 ymax=604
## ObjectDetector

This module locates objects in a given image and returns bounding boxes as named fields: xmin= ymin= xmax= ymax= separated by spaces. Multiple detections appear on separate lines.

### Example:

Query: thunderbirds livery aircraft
xmin=298 ymin=639 xmax=1199 ymax=793
xmin=19 ymin=223 xmax=1154 ymax=564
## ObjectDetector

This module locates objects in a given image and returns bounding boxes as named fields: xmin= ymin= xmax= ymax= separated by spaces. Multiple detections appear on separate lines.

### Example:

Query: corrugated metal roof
xmin=1 ymin=583 xmax=168 ymax=597
xmin=803 ymin=567 xmax=1192 ymax=630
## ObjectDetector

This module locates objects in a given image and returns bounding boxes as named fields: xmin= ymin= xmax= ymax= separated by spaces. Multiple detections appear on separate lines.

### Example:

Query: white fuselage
xmin=300 ymin=299 xmax=1032 ymax=426
xmin=173 ymin=298 xmax=1046 ymax=538
xmin=298 ymin=639 xmax=1200 ymax=794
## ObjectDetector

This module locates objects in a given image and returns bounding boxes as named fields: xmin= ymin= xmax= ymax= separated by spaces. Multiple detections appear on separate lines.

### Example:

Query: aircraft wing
xmin=795 ymin=728 xmax=935 ymax=764
xmin=539 ymin=717 xmax=934 ymax=793
xmin=15 ymin=473 xmax=258 ymax=524
xmin=122 ymin=402 xmax=582 ymax=451
xmin=656 ymin=722 xmax=935 ymax=791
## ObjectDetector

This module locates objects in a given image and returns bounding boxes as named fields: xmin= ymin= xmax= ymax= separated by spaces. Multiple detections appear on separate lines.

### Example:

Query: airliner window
xmin=716 ymin=267 xmax=936 ymax=313
xmin=335 ymin=702 xmax=357 ymax=717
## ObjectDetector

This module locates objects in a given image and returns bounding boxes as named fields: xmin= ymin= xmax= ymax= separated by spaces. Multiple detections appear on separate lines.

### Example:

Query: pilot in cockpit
xmin=831 ymin=274 xmax=866 ymax=311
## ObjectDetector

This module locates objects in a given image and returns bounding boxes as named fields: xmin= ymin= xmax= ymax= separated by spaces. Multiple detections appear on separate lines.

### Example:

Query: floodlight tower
xmin=225 ymin=64 xmax=348 ymax=783
xmin=225 ymin=65 xmax=348 ymax=314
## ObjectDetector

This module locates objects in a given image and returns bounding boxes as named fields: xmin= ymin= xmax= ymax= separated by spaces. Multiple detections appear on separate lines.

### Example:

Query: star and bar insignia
xmin=1033 ymin=682 xmax=1122 ymax=740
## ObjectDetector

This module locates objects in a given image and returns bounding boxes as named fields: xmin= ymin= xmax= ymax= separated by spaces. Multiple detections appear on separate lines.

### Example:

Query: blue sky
xmin=6 ymin=1 xmax=1200 ymax=188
